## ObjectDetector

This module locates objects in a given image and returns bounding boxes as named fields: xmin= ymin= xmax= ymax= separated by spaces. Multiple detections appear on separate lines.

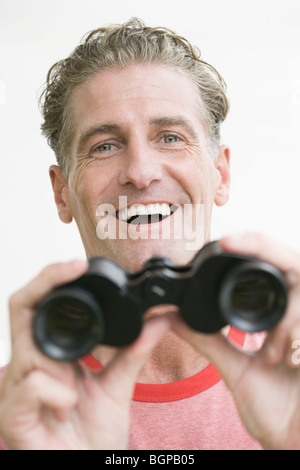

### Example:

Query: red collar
xmin=81 ymin=327 xmax=245 ymax=403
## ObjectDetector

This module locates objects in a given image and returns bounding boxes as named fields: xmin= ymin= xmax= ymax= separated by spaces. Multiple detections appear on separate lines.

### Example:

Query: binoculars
xmin=33 ymin=241 xmax=288 ymax=361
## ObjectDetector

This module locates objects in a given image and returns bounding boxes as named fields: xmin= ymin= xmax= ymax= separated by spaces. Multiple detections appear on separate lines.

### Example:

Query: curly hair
xmin=39 ymin=18 xmax=229 ymax=175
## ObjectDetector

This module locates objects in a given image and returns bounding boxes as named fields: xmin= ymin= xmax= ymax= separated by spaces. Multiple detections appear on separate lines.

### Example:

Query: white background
xmin=0 ymin=0 xmax=300 ymax=366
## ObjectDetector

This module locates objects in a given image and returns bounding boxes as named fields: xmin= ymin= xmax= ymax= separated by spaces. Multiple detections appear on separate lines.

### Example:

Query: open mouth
xmin=117 ymin=203 xmax=177 ymax=225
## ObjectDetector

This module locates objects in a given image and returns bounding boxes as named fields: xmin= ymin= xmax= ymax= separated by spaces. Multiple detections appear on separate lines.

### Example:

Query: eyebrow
xmin=149 ymin=116 xmax=199 ymax=141
xmin=76 ymin=123 xmax=121 ymax=155
xmin=76 ymin=115 xmax=199 ymax=155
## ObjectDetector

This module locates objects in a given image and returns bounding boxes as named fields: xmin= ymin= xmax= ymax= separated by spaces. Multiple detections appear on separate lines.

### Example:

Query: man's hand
xmin=0 ymin=260 xmax=172 ymax=450
xmin=172 ymin=232 xmax=300 ymax=449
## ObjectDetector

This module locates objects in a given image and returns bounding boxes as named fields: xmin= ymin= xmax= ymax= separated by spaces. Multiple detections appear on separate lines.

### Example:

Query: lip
xmin=116 ymin=200 xmax=178 ymax=212
xmin=116 ymin=201 xmax=179 ymax=225
xmin=116 ymin=201 xmax=179 ymax=219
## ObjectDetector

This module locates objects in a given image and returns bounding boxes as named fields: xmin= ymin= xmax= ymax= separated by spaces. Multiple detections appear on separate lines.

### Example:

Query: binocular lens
xmin=230 ymin=271 xmax=276 ymax=318
xmin=34 ymin=287 xmax=104 ymax=361
xmin=46 ymin=299 xmax=98 ymax=346
xmin=220 ymin=262 xmax=287 ymax=332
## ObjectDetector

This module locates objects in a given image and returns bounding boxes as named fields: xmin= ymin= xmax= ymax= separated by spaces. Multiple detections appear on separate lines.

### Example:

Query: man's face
xmin=51 ymin=64 xmax=230 ymax=270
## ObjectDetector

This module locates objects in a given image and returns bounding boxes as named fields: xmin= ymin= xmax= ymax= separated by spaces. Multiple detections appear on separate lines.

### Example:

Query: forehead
xmin=69 ymin=63 xmax=206 ymax=140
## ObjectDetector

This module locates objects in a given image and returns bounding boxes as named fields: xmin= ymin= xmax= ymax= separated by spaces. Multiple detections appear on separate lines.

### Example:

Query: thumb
xmin=171 ymin=314 xmax=251 ymax=391
xmin=95 ymin=312 xmax=175 ymax=403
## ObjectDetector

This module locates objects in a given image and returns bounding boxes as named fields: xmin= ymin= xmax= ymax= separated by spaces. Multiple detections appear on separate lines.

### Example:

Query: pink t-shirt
xmin=0 ymin=328 xmax=263 ymax=450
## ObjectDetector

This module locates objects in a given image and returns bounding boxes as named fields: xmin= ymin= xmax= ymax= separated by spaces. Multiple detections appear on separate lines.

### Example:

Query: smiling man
xmin=1 ymin=19 xmax=300 ymax=451
xmin=48 ymin=48 xmax=230 ymax=270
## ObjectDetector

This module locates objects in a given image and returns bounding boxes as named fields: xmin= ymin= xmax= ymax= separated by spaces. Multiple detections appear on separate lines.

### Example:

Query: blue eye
xmin=95 ymin=143 xmax=113 ymax=152
xmin=163 ymin=135 xmax=179 ymax=144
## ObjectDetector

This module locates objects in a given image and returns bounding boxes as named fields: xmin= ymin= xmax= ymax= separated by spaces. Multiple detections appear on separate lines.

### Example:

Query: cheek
xmin=178 ymin=145 xmax=218 ymax=200
xmin=68 ymin=159 xmax=118 ymax=220
xmin=70 ymin=154 xmax=118 ymax=194
xmin=68 ymin=166 xmax=97 ymax=219
xmin=69 ymin=155 xmax=96 ymax=194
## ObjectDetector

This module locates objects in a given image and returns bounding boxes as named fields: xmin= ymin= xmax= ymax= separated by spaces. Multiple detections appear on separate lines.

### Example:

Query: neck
xmin=135 ymin=331 xmax=210 ymax=384
xmin=91 ymin=306 xmax=211 ymax=384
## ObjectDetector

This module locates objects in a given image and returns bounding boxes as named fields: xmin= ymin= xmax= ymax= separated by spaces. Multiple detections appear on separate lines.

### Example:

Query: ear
xmin=49 ymin=165 xmax=73 ymax=224
xmin=214 ymin=145 xmax=231 ymax=207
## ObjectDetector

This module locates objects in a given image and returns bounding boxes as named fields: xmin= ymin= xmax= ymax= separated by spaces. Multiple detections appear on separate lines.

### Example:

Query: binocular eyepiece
xmin=33 ymin=241 xmax=288 ymax=361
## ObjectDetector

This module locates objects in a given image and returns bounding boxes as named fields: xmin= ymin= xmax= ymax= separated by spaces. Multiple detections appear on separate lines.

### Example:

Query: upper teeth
xmin=118 ymin=203 xmax=172 ymax=221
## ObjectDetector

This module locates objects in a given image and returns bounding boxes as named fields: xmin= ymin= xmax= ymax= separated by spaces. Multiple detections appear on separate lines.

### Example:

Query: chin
xmin=109 ymin=238 xmax=200 ymax=272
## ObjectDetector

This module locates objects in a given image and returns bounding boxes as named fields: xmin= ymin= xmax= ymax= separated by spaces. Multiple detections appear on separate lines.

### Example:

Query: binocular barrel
xmin=33 ymin=242 xmax=288 ymax=361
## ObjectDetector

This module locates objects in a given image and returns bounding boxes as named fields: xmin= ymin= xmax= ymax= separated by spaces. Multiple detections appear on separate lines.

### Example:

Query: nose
xmin=118 ymin=138 xmax=164 ymax=189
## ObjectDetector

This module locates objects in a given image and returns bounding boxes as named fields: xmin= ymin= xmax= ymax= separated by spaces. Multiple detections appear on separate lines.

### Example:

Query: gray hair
xmin=39 ymin=18 xmax=229 ymax=175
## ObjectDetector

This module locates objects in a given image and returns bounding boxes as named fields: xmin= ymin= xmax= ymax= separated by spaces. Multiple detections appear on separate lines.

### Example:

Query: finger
xmin=0 ymin=370 xmax=78 ymax=445
xmin=5 ymin=341 xmax=77 ymax=390
xmin=220 ymin=232 xmax=300 ymax=278
xmin=220 ymin=233 xmax=300 ymax=364
xmin=285 ymin=323 xmax=300 ymax=368
xmin=95 ymin=313 xmax=174 ymax=404
xmin=259 ymin=294 xmax=300 ymax=365
xmin=20 ymin=370 xmax=78 ymax=420
xmin=9 ymin=259 xmax=88 ymax=341
xmin=6 ymin=260 xmax=88 ymax=389
xmin=171 ymin=314 xmax=251 ymax=391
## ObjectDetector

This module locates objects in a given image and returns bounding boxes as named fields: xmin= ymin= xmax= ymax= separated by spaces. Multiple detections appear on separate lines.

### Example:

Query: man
xmin=1 ymin=18 xmax=300 ymax=450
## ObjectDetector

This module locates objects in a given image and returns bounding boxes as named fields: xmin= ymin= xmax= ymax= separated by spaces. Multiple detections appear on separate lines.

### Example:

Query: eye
xmin=89 ymin=141 xmax=119 ymax=159
xmin=163 ymin=134 xmax=180 ymax=144
xmin=94 ymin=143 xmax=114 ymax=152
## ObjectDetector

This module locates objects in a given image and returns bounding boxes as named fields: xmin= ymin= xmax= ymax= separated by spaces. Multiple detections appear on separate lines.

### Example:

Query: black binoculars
xmin=33 ymin=241 xmax=288 ymax=361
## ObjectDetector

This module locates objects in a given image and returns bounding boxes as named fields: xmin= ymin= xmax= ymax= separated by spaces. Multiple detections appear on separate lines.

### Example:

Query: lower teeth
xmin=127 ymin=214 xmax=168 ymax=224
